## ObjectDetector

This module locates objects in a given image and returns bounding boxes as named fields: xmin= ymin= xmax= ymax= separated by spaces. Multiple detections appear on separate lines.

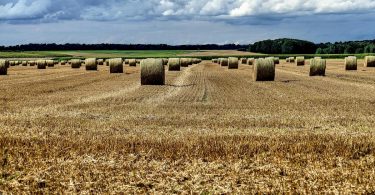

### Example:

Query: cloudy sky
xmin=0 ymin=0 xmax=375 ymax=45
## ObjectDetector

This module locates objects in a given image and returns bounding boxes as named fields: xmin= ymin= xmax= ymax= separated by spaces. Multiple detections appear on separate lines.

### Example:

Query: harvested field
xmin=1 ymin=59 xmax=375 ymax=193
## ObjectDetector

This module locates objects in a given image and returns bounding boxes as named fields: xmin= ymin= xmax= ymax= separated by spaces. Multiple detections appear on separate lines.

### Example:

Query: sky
xmin=0 ymin=0 xmax=375 ymax=45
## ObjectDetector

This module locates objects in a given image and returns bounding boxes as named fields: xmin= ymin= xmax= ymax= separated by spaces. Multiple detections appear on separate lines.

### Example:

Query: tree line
xmin=0 ymin=43 xmax=247 ymax=51
xmin=249 ymin=38 xmax=375 ymax=54
xmin=1 ymin=39 xmax=375 ymax=54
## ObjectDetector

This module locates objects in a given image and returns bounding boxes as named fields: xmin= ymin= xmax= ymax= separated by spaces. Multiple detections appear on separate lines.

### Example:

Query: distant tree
xmin=315 ymin=48 xmax=323 ymax=54
xmin=355 ymin=48 xmax=364 ymax=54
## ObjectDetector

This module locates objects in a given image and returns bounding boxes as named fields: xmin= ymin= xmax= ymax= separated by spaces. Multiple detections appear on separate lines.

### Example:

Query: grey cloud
xmin=1 ymin=0 xmax=375 ymax=23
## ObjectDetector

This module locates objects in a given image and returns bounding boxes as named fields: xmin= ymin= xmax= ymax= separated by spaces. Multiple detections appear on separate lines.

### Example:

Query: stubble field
xmin=1 ymin=59 xmax=375 ymax=193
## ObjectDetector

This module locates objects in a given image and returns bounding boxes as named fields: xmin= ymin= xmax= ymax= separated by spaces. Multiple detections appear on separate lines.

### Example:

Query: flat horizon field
xmin=1 ymin=59 xmax=375 ymax=193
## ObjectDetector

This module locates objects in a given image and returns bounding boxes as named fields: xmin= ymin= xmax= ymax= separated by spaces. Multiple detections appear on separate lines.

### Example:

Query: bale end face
xmin=296 ymin=57 xmax=305 ymax=66
xmin=228 ymin=57 xmax=239 ymax=69
xmin=220 ymin=58 xmax=229 ymax=66
xmin=365 ymin=56 xmax=375 ymax=67
xmin=85 ymin=58 xmax=98 ymax=71
xmin=0 ymin=60 xmax=8 ymax=75
xmin=129 ymin=59 xmax=137 ymax=67
xmin=309 ymin=59 xmax=326 ymax=76
xmin=247 ymin=58 xmax=254 ymax=65
xmin=70 ymin=59 xmax=82 ymax=69
xmin=140 ymin=59 xmax=165 ymax=85
xmin=345 ymin=57 xmax=357 ymax=70
xmin=37 ymin=60 xmax=46 ymax=69
xmin=253 ymin=58 xmax=275 ymax=81
xmin=168 ymin=58 xmax=181 ymax=71
xmin=109 ymin=58 xmax=124 ymax=73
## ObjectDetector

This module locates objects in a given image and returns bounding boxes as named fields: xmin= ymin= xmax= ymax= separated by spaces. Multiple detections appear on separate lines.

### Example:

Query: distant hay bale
xmin=0 ymin=59 xmax=9 ymax=69
xmin=345 ymin=56 xmax=357 ymax=70
xmin=109 ymin=58 xmax=123 ymax=73
xmin=247 ymin=58 xmax=255 ymax=65
xmin=129 ymin=59 xmax=137 ymax=67
xmin=314 ymin=57 xmax=322 ymax=59
xmin=364 ymin=56 xmax=375 ymax=67
xmin=220 ymin=58 xmax=229 ymax=66
xmin=140 ymin=58 xmax=165 ymax=85
xmin=136 ymin=59 xmax=141 ymax=64
xmin=97 ymin=59 xmax=104 ymax=65
xmin=124 ymin=59 xmax=129 ymax=64
xmin=253 ymin=58 xmax=275 ymax=81
xmin=70 ymin=59 xmax=81 ymax=69
xmin=286 ymin=57 xmax=290 ymax=63
xmin=85 ymin=58 xmax=97 ymax=70
xmin=29 ymin=61 xmax=36 ymax=66
xmin=187 ymin=58 xmax=193 ymax=66
xmin=180 ymin=58 xmax=189 ymax=67
xmin=228 ymin=57 xmax=239 ymax=69
xmin=15 ymin=61 xmax=20 ymax=66
xmin=22 ymin=61 xmax=27 ymax=66
xmin=60 ymin=60 xmax=66 ymax=65
xmin=296 ymin=57 xmax=305 ymax=66
xmin=9 ymin=61 xmax=15 ymax=66
xmin=0 ymin=60 xmax=8 ymax=75
xmin=289 ymin=57 xmax=295 ymax=63
xmin=168 ymin=58 xmax=181 ymax=71
xmin=37 ymin=60 xmax=46 ymax=69
xmin=309 ymin=58 xmax=326 ymax=76
xmin=162 ymin=58 xmax=169 ymax=65
xmin=46 ymin=60 xmax=54 ymax=67
xmin=192 ymin=58 xmax=200 ymax=64
xmin=241 ymin=58 xmax=247 ymax=64
xmin=53 ymin=60 xmax=59 ymax=65
xmin=212 ymin=59 xmax=218 ymax=63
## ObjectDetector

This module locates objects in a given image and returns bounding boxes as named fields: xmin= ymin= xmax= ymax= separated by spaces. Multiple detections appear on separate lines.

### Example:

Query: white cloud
xmin=1 ymin=0 xmax=375 ymax=22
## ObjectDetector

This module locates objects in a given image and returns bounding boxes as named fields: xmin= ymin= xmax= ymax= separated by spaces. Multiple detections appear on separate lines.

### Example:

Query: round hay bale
xmin=37 ymin=60 xmax=46 ymax=69
xmin=70 ymin=59 xmax=81 ymax=69
xmin=253 ymin=58 xmax=275 ymax=81
xmin=364 ymin=56 xmax=375 ymax=67
xmin=180 ymin=58 xmax=189 ymax=67
xmin=289 ymin=57 xmax=295 ymax=63
xmin=29 ymin=61 xmax=36 ymax=66
xmin=60 ymin=60 xmax=66 ymax=65
xmin=314 ymin=57 xmax=322 ymax=59
xmin=309 ymin=59 xmax=326 ymax=76
xmin=97 ymin=59 xmax=104 ymax=65
xmin=46 ymin=60 xmax=54 ymax=67
xmin=220 ymin=58 xmax=229 ymax=66
xmin=241 ymin=58 xmax=247 ymax=64
xmin=129 ymin=59 xmax=137 ymax=67
xmin=53 ymin=60 xmax=59 ymax=65
xmin=85 ymin=58 xmax=97 ymax=70
xmin=345 ymin=56 xmax=357 ymax=70
xmin=9 ymin=61 xmax=15 ymax=66
xmin=0 ymin=59 xmax=9 ymax=69
xmin=136 ymin=59 xmax=141 ymax=63
xmin=22 ymin=61 xmax=27 ymax=66
xmin=168 ymin=58 xmax=181 ymax=71
xmin=0 ymin=60 xmax=9 ymax=75
xmin=124 ymin=59 xmax=130 ymax=64
xmin=140 ymin=58 xmax=165 ymax=85
xmin=286 ymin=57 xmax=290 ymax=63
xmin=247 ymin=58 xmax=255 ymax=65
xmin=296 ymin=56 xmax=305 ymax=66
xmin=228 ymin=57 xmax=239 ymax=69
xmin=109 ymin=58 xmax=123 ymax=73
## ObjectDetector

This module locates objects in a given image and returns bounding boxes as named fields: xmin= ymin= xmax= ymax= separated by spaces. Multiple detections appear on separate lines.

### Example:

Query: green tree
xmin=315 ymin=48 xmax=323 ymax=54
